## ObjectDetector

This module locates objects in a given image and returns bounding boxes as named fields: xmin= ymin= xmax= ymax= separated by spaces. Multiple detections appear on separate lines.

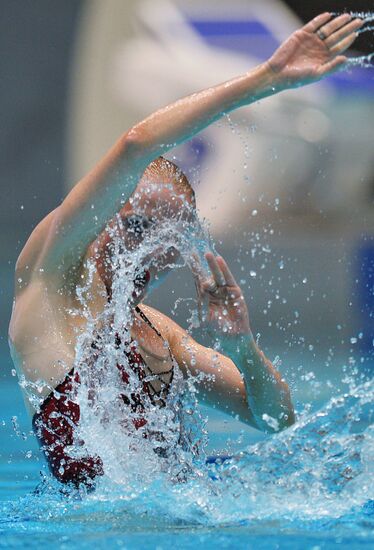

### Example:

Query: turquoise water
xmin=1 ymin=351 xmax=373 ymax=549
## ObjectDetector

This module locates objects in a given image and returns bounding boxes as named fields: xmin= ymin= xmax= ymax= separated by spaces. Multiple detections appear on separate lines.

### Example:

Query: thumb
xmin=318 ymin=55 xmax=347 ymax=77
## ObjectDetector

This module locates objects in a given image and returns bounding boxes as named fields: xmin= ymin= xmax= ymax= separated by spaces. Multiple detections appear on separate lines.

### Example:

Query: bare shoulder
xmin=138 ymin=304 xmax=188 ymax=344
xmin=15 ymin=208 xmax=59 ymax=289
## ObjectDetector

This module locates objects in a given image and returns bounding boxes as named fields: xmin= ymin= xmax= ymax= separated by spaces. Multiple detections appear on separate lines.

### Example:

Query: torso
xmin=9 ymin=269 xmax=175 ymax=416
xmin=17 ymin=283 xmax=178 ymax=487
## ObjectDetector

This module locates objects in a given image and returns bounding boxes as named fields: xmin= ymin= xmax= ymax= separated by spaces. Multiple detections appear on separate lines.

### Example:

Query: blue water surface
xmin=1 ymin=350 xmax=373 ymax=549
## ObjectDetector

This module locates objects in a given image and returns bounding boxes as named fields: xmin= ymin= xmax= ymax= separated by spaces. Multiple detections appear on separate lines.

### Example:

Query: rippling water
xmin=2 ymin=199 xmax=373 ymax=548
xmin=1 ymin=376 xmax=373 ymax=548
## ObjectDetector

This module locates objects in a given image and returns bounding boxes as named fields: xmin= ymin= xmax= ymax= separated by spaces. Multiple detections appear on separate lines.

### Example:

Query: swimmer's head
xmin=92 ymin=157 xmax=196 ymax=303
xmin=129 ymin=156 xmax=196 ymax=220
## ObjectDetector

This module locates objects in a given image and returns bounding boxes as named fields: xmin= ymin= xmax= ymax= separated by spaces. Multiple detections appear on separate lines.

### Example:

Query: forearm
xmin=127 ymin=62 xmax=278 ymax=164
xmin=117 ymin=11 xmax=359 ymax=170
xmin=218 ymin=333 xmax=295 ymax=432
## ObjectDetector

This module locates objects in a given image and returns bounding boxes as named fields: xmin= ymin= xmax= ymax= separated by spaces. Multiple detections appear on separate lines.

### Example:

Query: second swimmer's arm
xmin=143 ymin=303 xmax=291 ymax=432
xmin=127 ymin=12 xmax=360 ymax=162
xmin=193 ymin=253 xmax=294 ymax=432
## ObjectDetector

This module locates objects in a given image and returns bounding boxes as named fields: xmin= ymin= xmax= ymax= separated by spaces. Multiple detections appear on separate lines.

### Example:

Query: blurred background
xmin=1 ymin=0 xmax=373 ymax=458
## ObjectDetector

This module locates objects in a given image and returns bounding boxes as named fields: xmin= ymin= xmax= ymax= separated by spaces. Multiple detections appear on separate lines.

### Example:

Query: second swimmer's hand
xmin=266 ymin=13 xmax=363 ymax=89
xmin=193 ymin=252 xmax=251 ymax=336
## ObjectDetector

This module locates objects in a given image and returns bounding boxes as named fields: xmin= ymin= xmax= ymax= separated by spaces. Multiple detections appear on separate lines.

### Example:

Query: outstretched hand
xmin=192 ymin=252 xmax=251 ymax=336
xmin=267 ymin=13 xmax=363 ymax=89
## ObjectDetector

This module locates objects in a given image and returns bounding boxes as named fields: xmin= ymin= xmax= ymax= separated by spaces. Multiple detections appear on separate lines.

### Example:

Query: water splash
xmin=346 ymin=52 xmax=374 ymax=69
xmin=331 ymin=11 xmax=374 ymax=69
xmin=2 ymin=378 xmax=373 ymax=535
xmin=6 ymin=169 xmax=373 ymax=540
xmin=208 ymin=379 xmax=373 ymax=524
xmin=63 ymin=202 xmax=217 ymax=489
xmin=357 ymin=25 xmax=374 ymax=35
xmin=343 ymin=12 xmax=374 ymax=21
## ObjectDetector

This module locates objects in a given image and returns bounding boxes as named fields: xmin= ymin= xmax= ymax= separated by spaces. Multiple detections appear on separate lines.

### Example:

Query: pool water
xmin=1 ymin=349 xmax=373 ymax=550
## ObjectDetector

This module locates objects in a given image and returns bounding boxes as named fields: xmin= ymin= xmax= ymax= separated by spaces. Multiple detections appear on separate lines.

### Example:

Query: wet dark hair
xmin=141 ymin=157 xmax=195 ymax=206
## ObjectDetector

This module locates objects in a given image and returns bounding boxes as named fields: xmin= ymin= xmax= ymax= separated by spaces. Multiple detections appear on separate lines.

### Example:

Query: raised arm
xmin=125 ymin=13 xmax=362 ymax=153
xmin=36 ymin=13 xmax=362 ymax=279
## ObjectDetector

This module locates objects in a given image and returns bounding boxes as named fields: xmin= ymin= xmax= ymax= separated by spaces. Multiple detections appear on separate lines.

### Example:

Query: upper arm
xmin=35 ymin=131 xmax=149 ymax=279
xmin=14 ymin=209 xmax=58 ymax=292
xmin=141 ymin=306 xmax=258 ymax=428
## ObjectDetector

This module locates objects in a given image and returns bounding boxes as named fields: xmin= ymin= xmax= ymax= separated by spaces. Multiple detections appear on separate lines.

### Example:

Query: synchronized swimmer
xmin=9 ymin=13 xmax=363 ymax=487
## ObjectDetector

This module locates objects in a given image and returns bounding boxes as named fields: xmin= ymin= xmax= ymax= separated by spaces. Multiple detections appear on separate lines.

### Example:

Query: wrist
xmin=217 ymin=330 xmax=255 ymax=354
xmin=260 ymin=60 xmax=288 ymax=93
xmin=206 ymin=316 xmax=251 ymax=338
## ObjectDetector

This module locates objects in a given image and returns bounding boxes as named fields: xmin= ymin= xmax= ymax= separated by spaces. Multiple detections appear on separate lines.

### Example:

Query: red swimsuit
xmin=32 ymin=308 xmax=174 ymax=488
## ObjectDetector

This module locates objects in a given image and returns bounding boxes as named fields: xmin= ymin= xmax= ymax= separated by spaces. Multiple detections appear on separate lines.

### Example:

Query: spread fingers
xmin=324 ymin=18 xmax=363 ymax=48
xmin=304 ymin=13 xmax=332 ymax=33
xmin=205 ymin=252 xmax=226 ymax=287
xmin=317 ymin=13 xmax=352 ymax=39
xmin=215 ymin=257 xmax=237 ymax=287
xmin=329 ymin=33 xmax=359 ymax=55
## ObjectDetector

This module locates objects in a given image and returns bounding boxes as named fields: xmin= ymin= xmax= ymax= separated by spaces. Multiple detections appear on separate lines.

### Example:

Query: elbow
xmin=119 ymin=129 xmax=145 ymax=158
xmin=256 ymin=384 xmax=295 ymax=434
xmin=122 ymin=125 xmax=156 ymax=154
xmin=277 ymin=383 xmax=296 ymax=431
xmin=119 ymin=128 xmax=159 ymax=168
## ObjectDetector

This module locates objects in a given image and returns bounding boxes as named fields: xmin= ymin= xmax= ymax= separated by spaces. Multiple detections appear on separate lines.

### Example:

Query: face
xmin=94 ymin=182 xmax=196 ymax=304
